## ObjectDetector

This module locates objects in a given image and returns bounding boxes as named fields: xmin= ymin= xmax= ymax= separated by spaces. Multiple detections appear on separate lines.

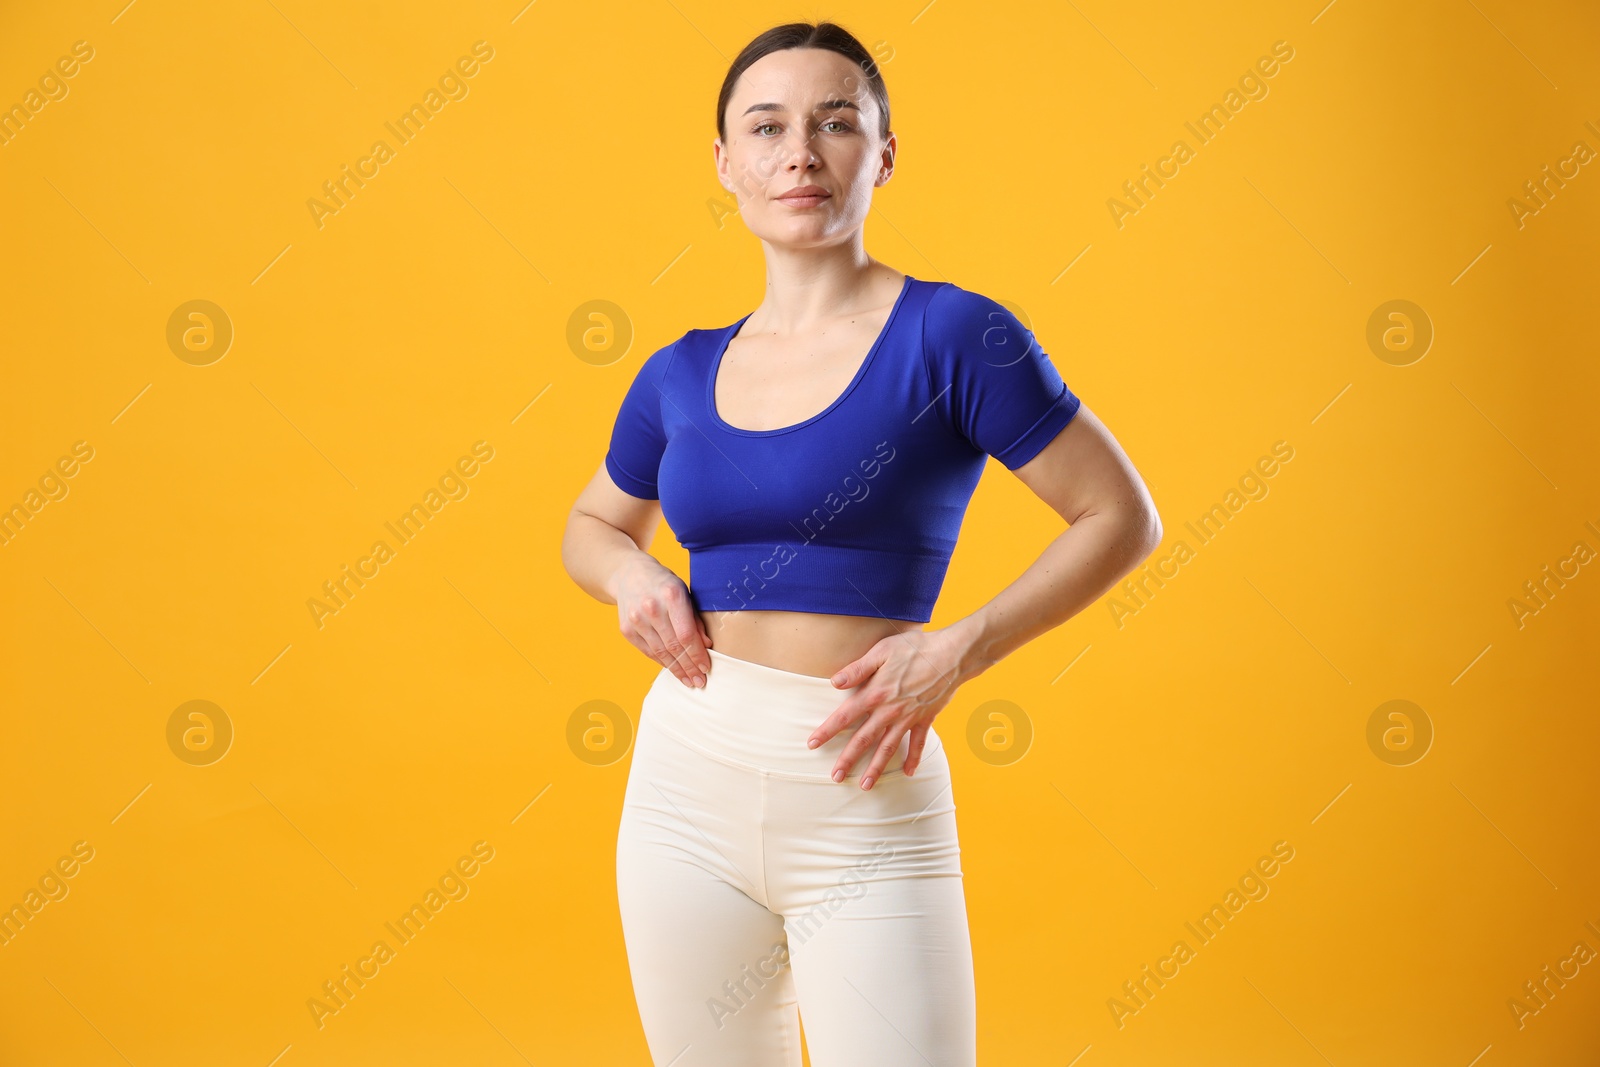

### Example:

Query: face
xmin=714 ymin=47 xmax=894 ymax=250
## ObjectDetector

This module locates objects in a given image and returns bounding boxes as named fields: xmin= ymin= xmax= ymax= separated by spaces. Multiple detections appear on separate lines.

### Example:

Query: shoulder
xmin=925 ymin=279 xmax=1011 ymax=324
xmin=922 ymin=280 xmax=1041 ymax=366
xmin=629 ymin=329 xmax=692 ymax=383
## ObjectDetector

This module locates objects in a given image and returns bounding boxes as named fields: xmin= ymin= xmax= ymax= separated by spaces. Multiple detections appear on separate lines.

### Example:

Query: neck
xmin=748 ymin=242 xmax=891 ymax=336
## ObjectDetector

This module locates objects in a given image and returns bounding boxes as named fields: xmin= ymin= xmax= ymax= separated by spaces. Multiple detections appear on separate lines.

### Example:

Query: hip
xmin=638 ymin=647 xmax=944 ymax=783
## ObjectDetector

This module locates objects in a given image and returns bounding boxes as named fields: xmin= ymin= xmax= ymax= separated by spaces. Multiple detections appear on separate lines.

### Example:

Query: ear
xmin=831 ymin=640 xmax=890 ymax=688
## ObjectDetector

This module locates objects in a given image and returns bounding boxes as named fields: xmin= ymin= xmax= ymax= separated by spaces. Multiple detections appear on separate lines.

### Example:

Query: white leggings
xmin=616 ymin=647 xmax=977 ymax=1066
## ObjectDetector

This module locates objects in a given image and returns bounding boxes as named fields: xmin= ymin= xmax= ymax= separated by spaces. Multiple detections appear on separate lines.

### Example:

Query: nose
xmin=781 ymin=126 xmax=820 ymax=170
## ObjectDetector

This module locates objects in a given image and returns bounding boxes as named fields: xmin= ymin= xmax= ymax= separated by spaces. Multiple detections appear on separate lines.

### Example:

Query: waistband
xmin=642 ymin=647 xmax=940 ymax=781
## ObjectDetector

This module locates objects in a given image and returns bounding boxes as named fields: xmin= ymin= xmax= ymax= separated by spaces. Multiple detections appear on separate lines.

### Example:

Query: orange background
xmin=2 ymin=1 xmax=1597 ymax=1064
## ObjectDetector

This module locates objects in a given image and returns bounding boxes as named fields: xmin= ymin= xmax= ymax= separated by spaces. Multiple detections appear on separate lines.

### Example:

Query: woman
xmin=561 ymin=21 xmax=1162 ymax=1066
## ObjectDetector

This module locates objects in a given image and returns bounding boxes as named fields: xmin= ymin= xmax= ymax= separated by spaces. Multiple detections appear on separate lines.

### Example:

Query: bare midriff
xmin=698 ymin=607 xmax=925 ymax=680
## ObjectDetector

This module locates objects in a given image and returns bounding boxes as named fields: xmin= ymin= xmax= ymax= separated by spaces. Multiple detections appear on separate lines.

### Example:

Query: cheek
xmin=731 ymin=154 xmax=783 ymax=199
xmin=835 ymin=178 xmax=876 ymax=214
xmin=724 ymin=165 xmax=758 ymax=204
xmin=840 ymin=151 xmax=882 ymax=192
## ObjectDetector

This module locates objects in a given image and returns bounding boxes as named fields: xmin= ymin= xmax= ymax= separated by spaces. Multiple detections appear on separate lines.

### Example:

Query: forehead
xmin=731 ymin=47 xmax=875 ymax=110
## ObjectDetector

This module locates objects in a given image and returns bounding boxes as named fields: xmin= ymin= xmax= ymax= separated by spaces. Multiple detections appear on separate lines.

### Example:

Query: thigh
xmin=767 ymin=738 xmax=977 ymax=1066
xmin=617 ymin=721 xmax=802 ymax=1066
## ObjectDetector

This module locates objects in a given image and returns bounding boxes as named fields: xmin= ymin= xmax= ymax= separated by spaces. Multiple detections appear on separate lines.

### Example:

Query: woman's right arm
xmin=561 ymin=461 xmax=712 ymax=688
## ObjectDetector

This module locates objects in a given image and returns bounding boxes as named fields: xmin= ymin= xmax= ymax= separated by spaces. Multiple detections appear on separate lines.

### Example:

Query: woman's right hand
xmin=611 ymin=555 xmax=713 ymax=687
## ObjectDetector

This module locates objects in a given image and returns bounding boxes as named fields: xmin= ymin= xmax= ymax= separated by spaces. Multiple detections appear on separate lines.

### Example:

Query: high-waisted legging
xmin=615 ymin=647 xmax=977 ymax=1066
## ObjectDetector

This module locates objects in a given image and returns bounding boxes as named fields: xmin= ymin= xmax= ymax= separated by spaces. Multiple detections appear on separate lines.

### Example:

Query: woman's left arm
xmin=808 ymin=403 xmax=1163 ymax=788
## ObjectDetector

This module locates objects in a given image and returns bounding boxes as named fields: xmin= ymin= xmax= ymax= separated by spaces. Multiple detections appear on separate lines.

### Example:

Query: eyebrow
xmin=741 ymin=99 xmax=861 ymax=117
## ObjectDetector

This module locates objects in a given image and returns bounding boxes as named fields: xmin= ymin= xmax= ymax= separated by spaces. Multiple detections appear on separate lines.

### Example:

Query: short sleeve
xmin=922 ymin=283 xmax=1082 ymax=469
xmin=604 ymin=337 xmax=681 ymax=499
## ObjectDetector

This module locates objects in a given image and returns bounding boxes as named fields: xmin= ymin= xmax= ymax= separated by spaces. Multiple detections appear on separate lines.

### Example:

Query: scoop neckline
xmin=705 ymin=273 xmax=915 ymax=438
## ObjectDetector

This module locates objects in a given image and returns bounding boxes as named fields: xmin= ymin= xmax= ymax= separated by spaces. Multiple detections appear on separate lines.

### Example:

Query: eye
xmin=753 ymin=122 xmax=780 ymax=136
xmin=822 ymin=119 xmax=852 ymax=133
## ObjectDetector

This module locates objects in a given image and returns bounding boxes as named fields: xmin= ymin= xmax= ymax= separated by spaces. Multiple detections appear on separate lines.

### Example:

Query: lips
xmin=777 ymin=186 xmax=830 ymax=200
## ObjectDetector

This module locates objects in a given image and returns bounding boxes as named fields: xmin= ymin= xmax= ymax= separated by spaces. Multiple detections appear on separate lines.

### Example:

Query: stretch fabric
xmin=615 ymin=646 xmax=977 ymax=1065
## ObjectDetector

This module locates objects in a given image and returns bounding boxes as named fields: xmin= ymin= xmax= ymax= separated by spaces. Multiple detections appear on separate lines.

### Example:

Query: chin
xmin=765 ymin=229 xmax=837 ymax=249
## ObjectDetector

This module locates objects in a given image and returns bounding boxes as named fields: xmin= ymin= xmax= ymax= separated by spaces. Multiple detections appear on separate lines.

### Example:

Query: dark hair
xmin=716 ymin=22 xmax=891 ymax=144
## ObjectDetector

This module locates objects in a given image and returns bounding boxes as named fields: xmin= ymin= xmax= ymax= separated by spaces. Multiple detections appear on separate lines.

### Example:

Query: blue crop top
xmin=603 ymin=275 xmax=1082 ymax=623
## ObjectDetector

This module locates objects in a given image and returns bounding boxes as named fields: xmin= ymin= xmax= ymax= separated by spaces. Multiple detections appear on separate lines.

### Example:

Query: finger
xmin=621 ymin=604 xmax=685 ymax=685
xmin=651 ymin=604 xmax=706 ymax=688
xmin=663 ymin=594 xmax=711 ymax=679
xmin=830 ymin=642 xmax=890 ymax=689
xmin=903 ymin=722 xmax=930 ymax=778
xmin=631 ymin=593 xmax=696 ymax=686
xmin=808 ymin=691 xmax=878 ymax=751
xmin=633 ymin=628 xmax=690 ymax=686
xmin=831 ymin=709 xmax=893 ymax=784
xmin=858 ymin=721 xmax=910 ymax=790
xmin=652 ymin=585 xmax=709 ymax=685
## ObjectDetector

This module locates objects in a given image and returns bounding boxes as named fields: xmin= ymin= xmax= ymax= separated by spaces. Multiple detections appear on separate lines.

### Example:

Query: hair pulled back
xmin=716 ymin=22 xmax=891 ymax=144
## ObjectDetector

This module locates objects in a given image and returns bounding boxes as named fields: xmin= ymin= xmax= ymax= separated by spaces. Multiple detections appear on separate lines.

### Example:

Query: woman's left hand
xmin=807 ymin=627 xmax=972 ymax=790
